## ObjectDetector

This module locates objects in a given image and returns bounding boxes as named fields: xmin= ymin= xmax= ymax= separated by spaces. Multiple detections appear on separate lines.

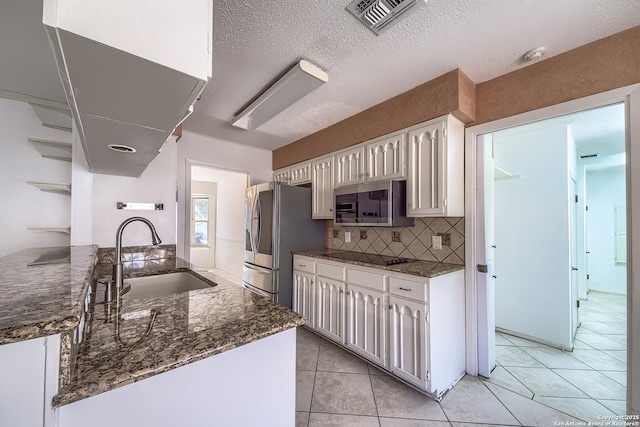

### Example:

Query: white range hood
xmin=43 ymin=0 xmax=212 ymax=177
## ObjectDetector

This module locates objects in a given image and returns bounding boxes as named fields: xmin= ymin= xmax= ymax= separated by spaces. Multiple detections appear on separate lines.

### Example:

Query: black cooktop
xmin=325 ymin=251 xmax=415 ymax=266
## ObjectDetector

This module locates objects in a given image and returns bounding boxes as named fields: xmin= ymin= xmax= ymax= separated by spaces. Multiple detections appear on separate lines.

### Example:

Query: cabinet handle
xmin=310 ymin=280 xmax=314 ymax=284
xmin=346 ymin=291 xmax=350 ymax=295
xmin=389 ymin=305 xmax=393 ymax=310
xmin=329 ymin=208 xmax=333 ymax=212
xmin=299 ymin=264 xmax=306 ymax=268
xmin=339 ymin=289 xmax=343 ymax=294
xmin=399 ymin=287 xmax=412 ymax=292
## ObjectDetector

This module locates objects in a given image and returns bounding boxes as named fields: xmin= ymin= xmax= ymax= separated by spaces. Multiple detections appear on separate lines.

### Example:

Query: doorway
xmin=188 ymin=164 xmax=249 ymax=277
xmin=464 ymin=84 xmax=640 ymax=414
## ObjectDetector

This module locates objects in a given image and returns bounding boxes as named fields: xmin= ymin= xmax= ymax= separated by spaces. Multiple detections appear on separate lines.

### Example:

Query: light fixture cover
xmin=231 ymin=60 xmax=328 ymax=130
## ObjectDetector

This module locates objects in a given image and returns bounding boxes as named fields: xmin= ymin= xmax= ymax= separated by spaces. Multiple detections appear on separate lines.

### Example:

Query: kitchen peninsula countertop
xmin=0 ymin=245 xmax=97 ymax=345
xmin=54 ymin=257 xmax=303 ymax=407
xmin=294 ymin=249 xmax=464 ymax=278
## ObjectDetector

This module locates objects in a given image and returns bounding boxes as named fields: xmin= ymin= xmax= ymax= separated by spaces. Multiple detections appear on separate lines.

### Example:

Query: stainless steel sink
xmin=122 ymin=272 xmax=214 ymax=300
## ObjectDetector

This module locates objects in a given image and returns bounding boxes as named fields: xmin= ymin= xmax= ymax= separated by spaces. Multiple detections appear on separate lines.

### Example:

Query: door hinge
xmin=425 ymin=313 xmax=429 ymax=323
xmin=587 ymin=274 xmax=590 ymax=280
xmin=477 ymin=264 xmax=488 ymax=273
xmin=426 ymin=371 xmax=430 ymax=381
xmin=443 ymin=127 xmax=447 ymax=139
xmin=586 ymin=205 xmax=589 ymax=211
xmin=577 ymin=300 xmax=580 ymax=308
xmin=575 ymin=195 xmax=579 ymax=203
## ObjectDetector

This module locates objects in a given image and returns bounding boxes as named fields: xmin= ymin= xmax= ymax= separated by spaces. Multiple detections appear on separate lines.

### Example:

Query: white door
xmin=628 ymin=85 xmax=640 ymax=414
xmin=388 ymin=295 xmax=428 ymax=389
xmin=476 ymin=134 xmax=496 ymax=378
xmin=311 ymin=157 xmax=334 ymax=219
xmin=346 ymin=283 xmax=385 ymax=366
xmin=366 ymin=132 xmax=406 ymax=182
xmin=407 ymin=121 xmax=445 ymax=216
xmin=570 ymin=178 xmax=579 ymax=341
xmin=316 ymin=277 xmax=344 ymax=343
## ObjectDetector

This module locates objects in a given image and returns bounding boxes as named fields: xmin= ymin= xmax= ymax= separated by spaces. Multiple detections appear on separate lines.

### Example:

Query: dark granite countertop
xmin=0 ymin=245 xmax=98 ymax=345
xmin=53 ymin=257 xmax=303 ymax=407
xmin=294 ymin=249 xmax=464 ymax=278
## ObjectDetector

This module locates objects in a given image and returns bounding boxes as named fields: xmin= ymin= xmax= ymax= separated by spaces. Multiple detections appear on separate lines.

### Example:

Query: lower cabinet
xmin=292 ymin=270 xmax=316 ymax=328
xmin=388 ymin=295 xmax=429 ymax=389
xmin=316 ymin=277 xmax=344 ymax=343
xmin=346 ymin=283 xmax=386 ymax=367
xmin=293 ymin=255 xmax=465 ymax=399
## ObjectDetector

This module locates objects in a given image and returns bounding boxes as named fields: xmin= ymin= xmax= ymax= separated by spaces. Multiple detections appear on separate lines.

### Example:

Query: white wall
xmin=586 ymin=166 xmax=627 ymax=295
xmin=494 ymin=124 xmax=574 ymax=348
xmin=0 ymin=98 xmax=72 ymax=257
xmin=176 ymin=131 xmax=272 ymax=260
xmin=191 ymin=167 xmax=248 ymax=276
xmin=91 ymin=138 xmax=177 ymax=248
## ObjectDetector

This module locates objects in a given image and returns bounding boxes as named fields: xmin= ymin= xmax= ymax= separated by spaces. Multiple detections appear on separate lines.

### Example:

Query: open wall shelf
xmin=27 ymin=227 xmax=71 ymax=235
xmin=27 ymin=180 xmax=71 ymax=195
xmin=27 ymin=137 xmax=72 ymax=162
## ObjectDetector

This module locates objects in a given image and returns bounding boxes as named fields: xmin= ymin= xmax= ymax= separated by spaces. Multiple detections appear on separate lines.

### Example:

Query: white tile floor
xmin=296 ymin=291 xmax=628 ymax=426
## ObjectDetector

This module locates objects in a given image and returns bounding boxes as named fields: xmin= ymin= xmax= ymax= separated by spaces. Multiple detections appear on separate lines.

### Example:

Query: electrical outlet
xmin=345 ymin=231 xmax=351 ymax=243
xmin=432 ymin=235 xmax=443 ymax=250
xmin=333 ymin=230 xmax=339 ymax=238
xmin=360 ymin=230 xmax=367 ymax=240
xmin=437 ymin=232 xmax=451 ymax=247
xmin=392 ymin=231 xmax=401 ymax=242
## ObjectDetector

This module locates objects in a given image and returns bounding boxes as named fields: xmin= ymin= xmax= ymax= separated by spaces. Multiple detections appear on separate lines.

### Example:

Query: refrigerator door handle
xmin=255 ymin=193 xmax=262 ymax=253
xmin=250 ymin=192 xmax=259 ymax=254
xmin=244 ymin=263 xmax=273 ymax=274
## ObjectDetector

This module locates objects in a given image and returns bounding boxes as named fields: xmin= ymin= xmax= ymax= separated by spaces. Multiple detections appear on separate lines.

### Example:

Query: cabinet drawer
xmin=389 ymin=276 xmax=428 ymax=302
xmin=317 ymin=262 xmax=345 ymax=280
xmin=293 ymin=257 xmax=315 ymax=274
xmin=347 ymin=268 xmax=385 ymax=292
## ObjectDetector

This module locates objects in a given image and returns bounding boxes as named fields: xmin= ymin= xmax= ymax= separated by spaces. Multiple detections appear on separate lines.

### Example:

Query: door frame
xmin=464 ymin=84 xmax=639 ymax=412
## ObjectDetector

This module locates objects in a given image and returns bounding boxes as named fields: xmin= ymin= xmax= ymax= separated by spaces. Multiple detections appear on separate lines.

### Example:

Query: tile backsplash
xmin=328 ymin=217 xmax=464 ymax=265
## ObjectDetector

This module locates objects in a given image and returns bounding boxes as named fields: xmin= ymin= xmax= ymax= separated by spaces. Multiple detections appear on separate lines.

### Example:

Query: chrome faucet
xmin=111 ymin=217 xmax=162 ymax=300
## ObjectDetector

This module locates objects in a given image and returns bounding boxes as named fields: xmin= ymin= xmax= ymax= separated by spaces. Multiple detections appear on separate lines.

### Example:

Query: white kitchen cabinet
xmin=335 ymin=146 xmax=366 ymax=188
xmin=273 ymin=167 xmax=290 ymax=183
xmin=346 ymin=283 xmax=386 ymax=366
xmin=0 ymin=335 xmax=60 ymax=427
xmin=316 ymin=277 xmax=345 ymax=343
xmin=311 ymin=156 xmax=334 ymax=219
xmin=406 ymin=115 xmax=464 ymax=217
xmin=292 ymin=257 xmax=317 ymax=328
xmin=366 ymin=132 xmax=406 ymax=182
xmin=289 ymin=162 xmax=312 ymax=185
xmin=388 ymin=295 xmax=429 ymax=389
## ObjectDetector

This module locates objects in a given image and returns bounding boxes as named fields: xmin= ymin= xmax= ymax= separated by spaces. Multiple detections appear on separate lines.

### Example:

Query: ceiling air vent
xmin=347 ymin=0 xmax=421 ymax=35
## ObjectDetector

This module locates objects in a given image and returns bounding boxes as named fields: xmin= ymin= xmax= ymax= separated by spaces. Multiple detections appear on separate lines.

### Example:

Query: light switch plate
xmin=345 ymin=231 xmax=351 ymax=243
xmin=432 ymin=235 xmax=443 ymax=250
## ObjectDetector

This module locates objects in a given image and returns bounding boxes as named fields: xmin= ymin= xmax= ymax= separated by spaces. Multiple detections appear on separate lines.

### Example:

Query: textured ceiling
xmin=184 ymin=0 xmax=640 ymax=151
xmin=0 ymin=1 xmax=638 ymax=154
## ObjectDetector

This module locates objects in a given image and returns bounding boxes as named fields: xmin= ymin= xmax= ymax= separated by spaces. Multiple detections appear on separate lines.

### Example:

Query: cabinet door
xmin=0 ymin=337 xmax=46 ymax=427
xmin=289 ymin=162 xmax=312 ymax=185
xmin=366 ymin=132 xmax=406 ymax=182
xmin=316 ymin=277 xmax=344 ymax=343
xmin=388 ymin=295 xmax=429 ymax=390
xmin=273 ymin=167 xmax=290 ymax=183
xmin=335 ymin=146 xmax=365 ymax=188
xmin=292 ymin=271 xmax=316 ymax=328
xmin=407 ymin=121 xmax=446 ymax=216
xmin=346 ymin=283 xmax=385 ymax=366
xmin=311 ymin=157 xmax=334 ymax=219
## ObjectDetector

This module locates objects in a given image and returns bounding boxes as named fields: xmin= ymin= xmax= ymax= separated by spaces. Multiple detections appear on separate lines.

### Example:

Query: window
xmin=192 ymin=196 xmax=209 ymax=246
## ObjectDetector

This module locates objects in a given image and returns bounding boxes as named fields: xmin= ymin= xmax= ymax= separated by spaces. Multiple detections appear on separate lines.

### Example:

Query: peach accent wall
xmin=474 ymin=25 xmax=640 ymax=125
xmin=272 ymin=25 xmax=640 ymax=170
xmin=272 ymin=69 xmax=475 ymax=169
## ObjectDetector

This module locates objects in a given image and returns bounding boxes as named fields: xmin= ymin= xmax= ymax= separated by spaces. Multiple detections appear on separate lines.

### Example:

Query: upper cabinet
xmin=406 ymin=115 xmax=464 ymax=217
xmin=335 ymin=146 xmax=366 ymax=188
xmin=366 ymin=132 xmax=406 ymax=182
xmin=289 ymin=162 xmax=312 ymax=185
xmin=43 ymin=0 xmax=213 ymax=177
xmin=311 ymin=156 xmax=334 ymax=219
xmin=273 ymin=167 xmax=290 ymax=183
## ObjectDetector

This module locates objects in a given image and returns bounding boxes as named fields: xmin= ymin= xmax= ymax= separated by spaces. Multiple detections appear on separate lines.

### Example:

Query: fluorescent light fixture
xmin=231 ymin=60 xmax=328 ymax=130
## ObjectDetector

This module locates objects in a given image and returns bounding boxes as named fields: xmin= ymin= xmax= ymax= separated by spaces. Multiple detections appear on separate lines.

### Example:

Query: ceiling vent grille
xmin=347 ymin=0 xmax=420 ymax=35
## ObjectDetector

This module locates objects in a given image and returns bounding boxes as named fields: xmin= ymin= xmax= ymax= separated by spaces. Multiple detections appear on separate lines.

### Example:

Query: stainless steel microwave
xmin=334 ymin=180 xmax=414 ymax=227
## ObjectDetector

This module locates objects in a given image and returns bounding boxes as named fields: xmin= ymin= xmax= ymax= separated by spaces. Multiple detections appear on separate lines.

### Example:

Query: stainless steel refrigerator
xmin=243 ymin=181 xmax=325 ymax=308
